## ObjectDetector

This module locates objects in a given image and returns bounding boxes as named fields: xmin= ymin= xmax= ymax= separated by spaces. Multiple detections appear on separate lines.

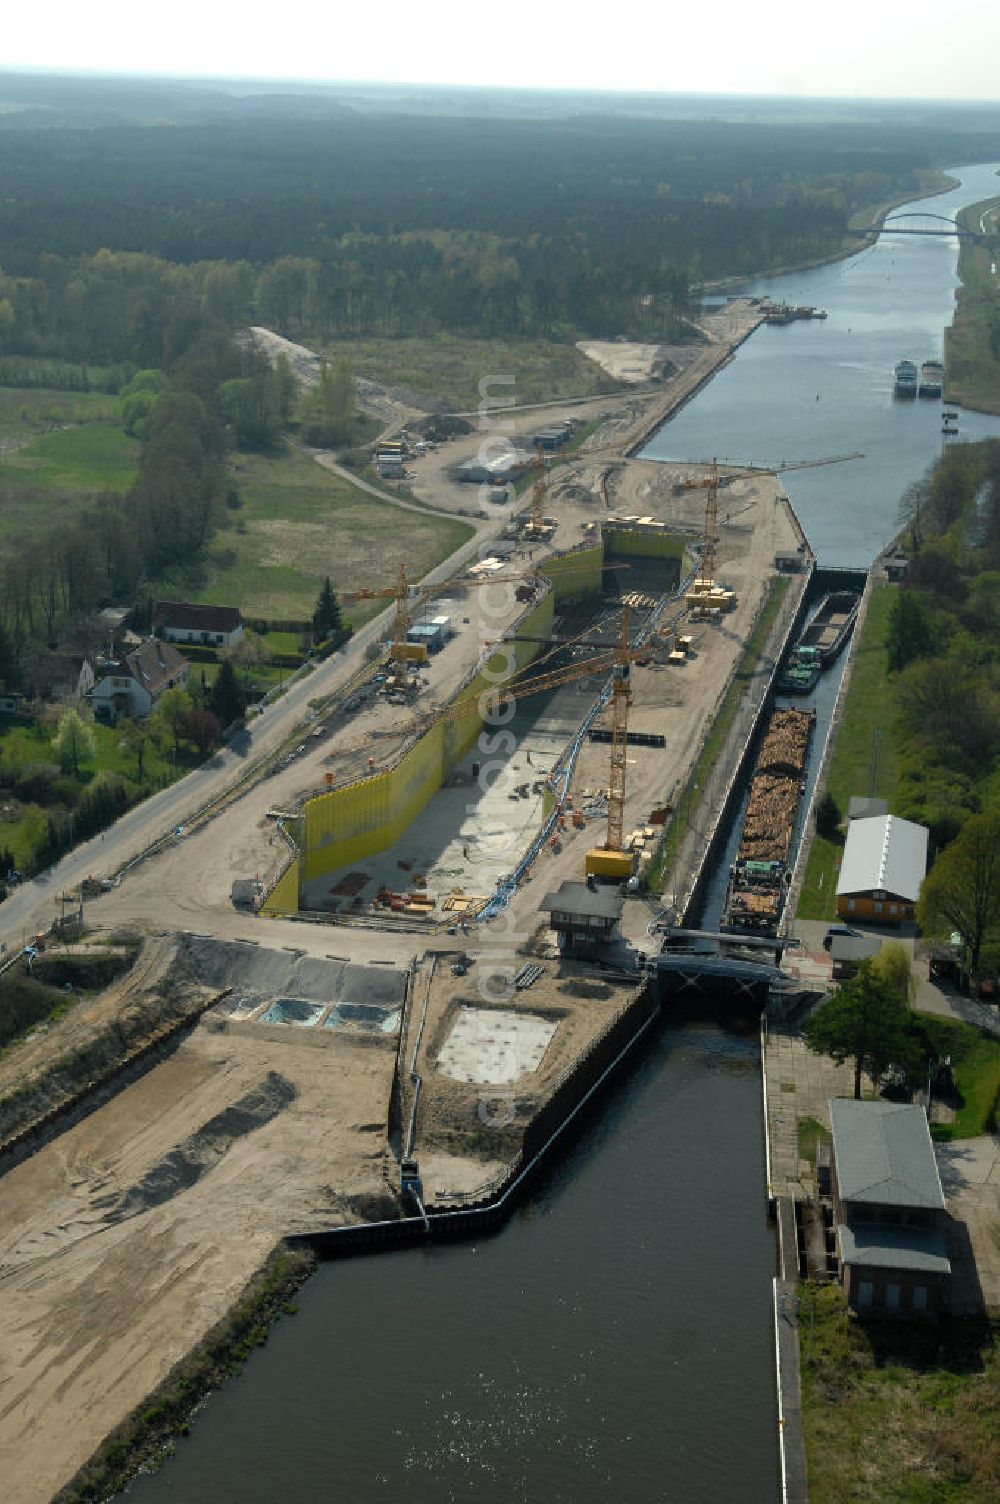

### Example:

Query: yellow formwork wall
xmin=300 ymin=591 xmax=558 ymax=885
xmin=603 ymin=527 xmax=686 ymax=560
xmin=542 ymin=545 xmax=604 ymax=599
xmin=260 ymin=853 xmax=302 ymax=916
xmin=449 ymin=590 xmax=555 ymax=763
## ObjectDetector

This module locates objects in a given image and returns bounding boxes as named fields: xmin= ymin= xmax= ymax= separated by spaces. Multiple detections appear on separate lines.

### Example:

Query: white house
xmin=155 ymin=601 xmax=244 ymax=649
xmin=836 ymin=813 xmax=929 ymax=926
xmin=89 ymin=639 xmax=189 ymax=723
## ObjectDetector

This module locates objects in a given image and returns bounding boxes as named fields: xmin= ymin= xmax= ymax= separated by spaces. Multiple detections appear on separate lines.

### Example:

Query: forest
xmin=0 ymin=79 xmax=999 ymax=665
xmin=1 ymin=101 xmax=998 ymax=345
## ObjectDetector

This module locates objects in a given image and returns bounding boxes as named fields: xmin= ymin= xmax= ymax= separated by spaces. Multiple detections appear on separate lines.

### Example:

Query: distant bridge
xmin=854 ymin=211 xmax=989 ymax=241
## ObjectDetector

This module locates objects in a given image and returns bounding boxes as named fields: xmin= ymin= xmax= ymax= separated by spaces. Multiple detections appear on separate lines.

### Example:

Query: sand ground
xmin=0 ymin=954 xmax=398 ymax=1504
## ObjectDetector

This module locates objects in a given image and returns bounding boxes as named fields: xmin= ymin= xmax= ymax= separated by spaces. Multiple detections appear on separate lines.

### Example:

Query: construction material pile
xmin=756 ymin=708 xmax=814 ymax=778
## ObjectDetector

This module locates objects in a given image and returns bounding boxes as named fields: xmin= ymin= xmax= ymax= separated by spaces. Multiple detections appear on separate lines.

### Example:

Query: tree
xmin=897 ymin=477 xmax=928 ymax=551
xmin=0 ymin=618 xmax=19 ymax=691
xmin=803 ymin=964 xmax=918 ymax=1099
xmin=312 ymin=576 xmax=342 ymax=640
xmin=119 ymin=721 xmax=150 ymax=782
xmin=155 ymin=687 xmax=193 ymax=757
xmin=52 ymin=709 xmax=95 ymax=777
xmin=185 ymin=706 xmax=220 ymax=755
xmin=210 ymin=659 xmax=246 ymax=728
xmin=302 ymin=358 xmax=355 ymax=447
xmin=886 ymin=588 xmax=935 ymax=673
xmin=869 ymin=940 xmax=914 ymax=1003
xmin=815 ymin=791 xmax=841 ymax=841
xmin=918 ymin=810 xmax=1000 ymax=975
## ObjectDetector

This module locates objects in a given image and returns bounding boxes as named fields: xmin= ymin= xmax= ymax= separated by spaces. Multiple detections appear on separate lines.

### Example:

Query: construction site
xmin=0 ymin=299 xmax=843 ymax=1502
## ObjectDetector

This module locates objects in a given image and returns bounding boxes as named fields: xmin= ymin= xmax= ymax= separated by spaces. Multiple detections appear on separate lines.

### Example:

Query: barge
xmin=777 ymin=644 xmax=821 ymax=695
xmin=918 ymin=359 xmax=944 ymax=398
xmin=894 ymin=359 xmax=918 ymax=398
xmin=795 ymin=590 xmax=860 ymax=664
xmin=722 ymin=707 xmax=816 ymax=936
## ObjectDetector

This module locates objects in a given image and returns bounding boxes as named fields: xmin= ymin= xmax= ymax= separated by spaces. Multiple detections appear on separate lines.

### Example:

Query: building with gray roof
xmin=830 ymin=1099 xmax=951 ymax=1315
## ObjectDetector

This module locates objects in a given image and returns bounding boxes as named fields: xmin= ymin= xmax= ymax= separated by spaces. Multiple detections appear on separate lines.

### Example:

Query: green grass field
xmin=0 ymin=414 xmax=138 ymax=556
xmin=801 ymin=1282 xmax=1000 ymax=1503
xmin=947 ymin=196 xmax=1000 ymax=415
xmin=798 ymin=584 xmax=900 ymax=921
xmin=325 ymin=335 xmax=618 ymax=411
xmin=155 ymin=444 xmax=474 ymax=619
xmin=0 ymin=387 xmax=123 ymax=446
xmin=921 ymin=1015 xmax=1000 ymax=1142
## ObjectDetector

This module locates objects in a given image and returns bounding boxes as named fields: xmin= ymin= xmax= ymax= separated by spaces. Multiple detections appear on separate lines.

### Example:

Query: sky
xmin=4 ymin=1 xmax=1000 ymax=101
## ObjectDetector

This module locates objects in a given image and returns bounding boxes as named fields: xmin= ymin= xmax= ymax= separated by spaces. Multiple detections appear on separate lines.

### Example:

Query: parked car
xmin=822 ymin=924 xmax=863 ymax=951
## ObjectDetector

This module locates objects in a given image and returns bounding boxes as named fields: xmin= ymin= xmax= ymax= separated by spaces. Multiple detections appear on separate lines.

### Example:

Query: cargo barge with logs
xmin=721 ymin=706 xmax=816 ymax=935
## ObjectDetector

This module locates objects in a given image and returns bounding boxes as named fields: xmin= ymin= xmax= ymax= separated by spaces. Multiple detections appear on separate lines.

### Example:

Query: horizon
xmin=3 ymin=2 xmax=1000 ymax=103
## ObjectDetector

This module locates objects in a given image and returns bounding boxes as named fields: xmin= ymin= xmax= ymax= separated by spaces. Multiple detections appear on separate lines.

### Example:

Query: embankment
xmin=53 ymin=1243 xmax=317 ymax=1504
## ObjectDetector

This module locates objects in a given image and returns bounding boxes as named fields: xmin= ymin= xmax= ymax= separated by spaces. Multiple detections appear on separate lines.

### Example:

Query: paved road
xmin=0 ymin=479 xmax=498 ymax=956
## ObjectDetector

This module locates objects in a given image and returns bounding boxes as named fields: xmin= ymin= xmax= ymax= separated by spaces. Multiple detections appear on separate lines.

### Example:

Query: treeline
xmin=0 ymin=115 xmax=969 ymax=344
xmin=0 ymin=324 xmax=295 ymax=651
xmin=887 ymin=440 xmax=1000 ymax=847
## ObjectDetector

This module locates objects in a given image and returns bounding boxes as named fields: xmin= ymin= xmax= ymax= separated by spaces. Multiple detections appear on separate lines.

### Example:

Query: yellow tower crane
xmin=440 ymin=606 xmax=654 ymax=882
xmin=683 ymin=460 xmax=732 ymax=615
xmin=346 ymin=563 xmax=425 ymax=667
xmin=524 ymin=444 xmax=553 ymax=540
xmin=683 ymin=452 xmax=864 ymax=615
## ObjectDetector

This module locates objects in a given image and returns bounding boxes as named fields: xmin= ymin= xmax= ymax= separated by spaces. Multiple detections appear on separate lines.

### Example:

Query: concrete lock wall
xmin=262 ymin=545 xmax=618 ymax=915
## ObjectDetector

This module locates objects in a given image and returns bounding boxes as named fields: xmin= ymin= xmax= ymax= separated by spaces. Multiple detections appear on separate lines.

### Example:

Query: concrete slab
xmin=436 ymin=1006 xmax=558 ymax=1085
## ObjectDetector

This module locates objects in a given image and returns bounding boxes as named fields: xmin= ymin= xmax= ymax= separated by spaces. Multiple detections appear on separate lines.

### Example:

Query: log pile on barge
xmin=722 ymin=706 xmax=816 ymax=935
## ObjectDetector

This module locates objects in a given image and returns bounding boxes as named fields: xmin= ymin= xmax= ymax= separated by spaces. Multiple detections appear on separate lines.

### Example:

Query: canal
xmin=127 ymin=163 xmax=1000 ymax=1503
xmin=644 ymin=160 xmax=1000 ymax=566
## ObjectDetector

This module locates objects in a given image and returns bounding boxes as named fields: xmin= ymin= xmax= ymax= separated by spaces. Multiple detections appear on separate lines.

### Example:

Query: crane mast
xmin=604 ymin=612 xmax=632 ymax=856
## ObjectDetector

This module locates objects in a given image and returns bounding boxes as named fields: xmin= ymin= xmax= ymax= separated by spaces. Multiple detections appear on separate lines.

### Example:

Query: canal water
xmin=644 ymin=160 xmax=1000 ymax=565
xmin=131 ymin=1028 xmax=773 ymax=1504
xmin=127 ymin=163 xmax=1000 ymax=1504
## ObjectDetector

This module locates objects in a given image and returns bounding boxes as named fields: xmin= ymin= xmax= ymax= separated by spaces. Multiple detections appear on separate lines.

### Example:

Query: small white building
xmin=155 ymin=601 xmax=243 ymax=649
xmin=89 ymin=639 xmax=189 ymax=723
xmin=836 ymin=813 xmax=929 ymax=926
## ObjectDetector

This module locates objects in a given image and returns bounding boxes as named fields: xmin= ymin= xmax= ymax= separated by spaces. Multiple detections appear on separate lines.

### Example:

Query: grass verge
xmin=797 ymin=583 xmax=899 ymax=921
xmin=646 ymin=576 xmax=789 ymax=893
xmin=918 ymin=1013 xmax=1000 ymax=1142
xmin=946 ymin=195 xmax=1000 ymax=415
xmin=53 ymin=1243 xmax=317 ymax=1504
xmin=801 ymin=1281 xmax=1000 ymax=1504
xmin=0 ymin=944 xmax=141 ymax=1055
